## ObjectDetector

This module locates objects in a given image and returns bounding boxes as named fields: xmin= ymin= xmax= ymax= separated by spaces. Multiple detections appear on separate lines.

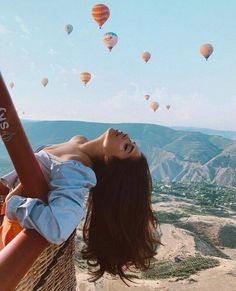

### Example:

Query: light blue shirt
xmin=2 ymin=149 xmax=97 ymax=245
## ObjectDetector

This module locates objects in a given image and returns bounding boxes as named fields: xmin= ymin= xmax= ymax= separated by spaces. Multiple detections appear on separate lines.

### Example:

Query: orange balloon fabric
xmin=0 ymin=201 xmax=23 ymax=249
xmin=92 ymin=4 xmax=110 ymax=28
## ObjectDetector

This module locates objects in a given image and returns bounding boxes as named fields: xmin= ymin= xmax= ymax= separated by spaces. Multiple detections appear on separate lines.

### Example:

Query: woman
xmin=1 ymin=128 xmax=160 ymax=282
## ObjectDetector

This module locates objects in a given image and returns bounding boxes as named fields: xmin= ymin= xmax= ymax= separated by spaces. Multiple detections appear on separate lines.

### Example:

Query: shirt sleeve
xmin=0 ymin=170 xmax=19 ymax=190
xmin=0 ymin=145 xmax=49 ymax=190
xmin=5 ymin=161 xmax=97 ymax=245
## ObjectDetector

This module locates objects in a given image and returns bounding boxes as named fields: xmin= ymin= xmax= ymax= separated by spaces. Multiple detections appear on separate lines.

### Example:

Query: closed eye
xmin=124 ymin=144 xmax=129 ymax=151
xmin=128 ymin=145 xmax=134 ymax=154
xmin=124 ymin=143 xmax=133 ymax=152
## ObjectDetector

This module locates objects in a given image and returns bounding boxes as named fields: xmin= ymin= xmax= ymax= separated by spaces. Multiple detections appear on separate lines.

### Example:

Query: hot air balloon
xmin=166 ymin=104 xmax=171 ymax=110
xmin=41 ymin=78 xmax=48 ymax=87
xmin=150 ymin=101 xmax=159 ymax=112
xmin=91 ymin=4 xmax=110 ymax=29
xmin=103 ymin=32 xmax=118 ymax=51
xmin=9 ymin=82 xmax=14 ymax=89
xmin=80 ymin=72 xmax=91 ymax=86
xmin=200 ymin=43 xmax=214 ymax=60
xmin=142 ymin=52 xmax=151 ymax=63
xmin=64 ymin=24 xmax=73 ymax=35
xmin=145 ymin=95 xmax=150 ymax=100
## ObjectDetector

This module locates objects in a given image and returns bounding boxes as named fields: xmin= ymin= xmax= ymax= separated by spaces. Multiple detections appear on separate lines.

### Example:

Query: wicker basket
xmin=0 ymin=195 xmax=77 ymax=291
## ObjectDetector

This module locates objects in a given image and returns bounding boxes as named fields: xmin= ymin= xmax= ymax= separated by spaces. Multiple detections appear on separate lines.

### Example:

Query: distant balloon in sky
xmin=166 ymin=104 xmax=171 ymax=110
xmin=150 ymin=101 xmax=159 ymax=112
xmin=41 ymin=78 xmax=48 ymax=87
xmin=9 ymin=82 xmax=14 ymax=89
xmin=200 ymin=43 xmax=214 ymax=60
xmin=64 ymin=24 xmax=73 ymax=35
xmin=92 ymin=4 xmax=110 ymax=29
xmin=144 ymin=94 xmax=150 ymax=100
xmin=142 ymin=52 xmax=151 ymax=63
xmin=103 ymin=32 xmax=118 ymax=51
xmin=80 ymin=72 xmax=91 ymax=86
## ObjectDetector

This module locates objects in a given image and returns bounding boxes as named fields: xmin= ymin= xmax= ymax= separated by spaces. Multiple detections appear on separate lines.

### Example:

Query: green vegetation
xmin=152 ymin=181 xmax=236 ymax=211
xmin=74 ymin=257 xmax=88 ymax=269
xmin=176 ymin=222 xmax=230 ymax=259
xmin=141 ymin=256 xmax=220 ymax=280
xmin=218 ymin=224 xmax=236 ymax=248
xmin=154 ymin=211 xmax=188 ymax=224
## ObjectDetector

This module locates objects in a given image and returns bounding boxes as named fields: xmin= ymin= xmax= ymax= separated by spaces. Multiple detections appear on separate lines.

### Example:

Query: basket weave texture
xmin=0 ymin=195 xmax=77 ymax=291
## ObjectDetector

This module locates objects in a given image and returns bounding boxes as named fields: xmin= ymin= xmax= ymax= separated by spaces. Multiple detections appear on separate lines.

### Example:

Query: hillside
xmin=0 ymin=120 xmax=236 ymax=186
xmin=75 ymin=182 xmax=236 ymax=290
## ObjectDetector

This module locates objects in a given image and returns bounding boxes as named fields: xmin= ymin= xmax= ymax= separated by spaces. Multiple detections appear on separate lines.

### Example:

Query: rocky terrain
xmin=75 ymin=187 xmax=236 ymax=291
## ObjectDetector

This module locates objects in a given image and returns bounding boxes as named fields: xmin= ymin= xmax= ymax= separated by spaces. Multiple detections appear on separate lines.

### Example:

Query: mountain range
xmin=1 ymin=120 xmax=236 ymax=187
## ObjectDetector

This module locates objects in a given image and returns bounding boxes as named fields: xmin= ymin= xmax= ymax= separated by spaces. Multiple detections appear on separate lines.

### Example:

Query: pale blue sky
xmin=1 ymin=0 xmax=236 ymax=130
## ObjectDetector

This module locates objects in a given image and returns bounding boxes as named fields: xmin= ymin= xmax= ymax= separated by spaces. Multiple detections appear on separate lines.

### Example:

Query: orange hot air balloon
xmin=41 ymin=78 xmax=48 ymax=87
xmin=200 ymin=43 xmax=214 ymax=60
xmin=9 ymin=82 xmax=14 ymax=89
xmin=92 ymin=4 xmax=110 ymax=29
xmin=142 ymin=51 xmax=151 ymax=63
xmin=150 ymin=101 xmax=159 ymax=112
xmin=166 ymin=104 xmax=171 ymax=110
xmin=80 ymin=72 xmax=91 ymax=86
xmin=145 ymin=94 xmax=150 ymax=100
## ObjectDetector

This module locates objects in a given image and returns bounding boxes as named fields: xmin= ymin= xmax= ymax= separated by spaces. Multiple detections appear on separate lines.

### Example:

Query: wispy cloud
xmin=0 ymin=23 xmax=11 ymax=34
xmin=49 ymin=63 xmax=66 ymax=75
xmin=48 ymin=48 xmax=59 ymax=56
xmin=71 ymin=68 xmax=79 ymax=75
xmin=15 ymin=15 xmax=31 ymax=36
xmin=30 ymin=61 xmax=37 ymax=72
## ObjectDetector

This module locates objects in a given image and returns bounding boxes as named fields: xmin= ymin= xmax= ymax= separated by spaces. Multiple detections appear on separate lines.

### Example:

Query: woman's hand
xmin=6 ymin=183 xmax=24 ymax=202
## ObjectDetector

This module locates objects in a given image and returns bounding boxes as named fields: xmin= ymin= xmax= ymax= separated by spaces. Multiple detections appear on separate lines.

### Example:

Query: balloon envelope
xmin=9 ymin=82 xmax=14 ymax=88
xmin=142 ymin=52 xmax=151 ymax=63
xmin=166 ymin=104 xmax=171 ymax=110
xmin=92 ymin=4 xmax=110 ymax=28
xmin=145 ymin=95 xmax=150 ymax=100
xmin=64 ymin=24 xmax=73 ymax=35
xmin=150 ymin=101 xmax=159 ymax=112
xmin=80 ymin=72 xmax=91 ymax=86
xmin=41 ymin=78 xmax=48 ymax=87
xmin=200 ymin=43 xmax=214 ymax=60
xmin=103 ymin=32 xmax=118 ymax=51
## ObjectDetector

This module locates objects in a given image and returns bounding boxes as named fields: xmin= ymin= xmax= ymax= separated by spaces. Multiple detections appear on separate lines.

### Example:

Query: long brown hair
xmin=82 ymin=153 xmax=160 ymax=283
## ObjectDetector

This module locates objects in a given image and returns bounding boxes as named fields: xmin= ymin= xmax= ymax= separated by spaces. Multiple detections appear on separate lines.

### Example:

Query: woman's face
xmin=103 ymin=128 xmax=141 ymax=160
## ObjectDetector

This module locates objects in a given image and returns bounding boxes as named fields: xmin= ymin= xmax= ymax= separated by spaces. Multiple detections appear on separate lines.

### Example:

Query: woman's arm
xmin=5 ymin=162 xmax=96 ymax=245
xmin=5 ymin=183 xmax=24 ymax=200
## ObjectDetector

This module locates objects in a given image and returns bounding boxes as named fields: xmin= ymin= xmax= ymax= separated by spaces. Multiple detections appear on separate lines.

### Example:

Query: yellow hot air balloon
xmin=150 ymin=101 xmax=159 ymax=112
xmin=92 ymin=4 xmax=110 ymax=29
xmin=142 ymin=52 xmax=151 ymax=63
xmin=41 ymin=78 xmax=48 ymax=87
xmin=200 ymin=43 xmax=214 ymax=60
xmin=9 ymin=82 xmax=14 ymax=89
xmin=80 ymin=72 xmax=91 ymax=86
xmin=145 ymin=94 xmax=150 ymax=100
xmin=166 ymin=104 xmax=171 ymax=110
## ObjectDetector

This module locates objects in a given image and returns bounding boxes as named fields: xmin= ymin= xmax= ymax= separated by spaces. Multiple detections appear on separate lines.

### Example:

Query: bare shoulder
xmin=70 ymin=135 xmax=88 ymax=144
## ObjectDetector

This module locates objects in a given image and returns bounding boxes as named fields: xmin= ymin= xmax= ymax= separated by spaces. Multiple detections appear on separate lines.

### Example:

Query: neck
xmin=78 ymin=137 xmax=105 ymax=163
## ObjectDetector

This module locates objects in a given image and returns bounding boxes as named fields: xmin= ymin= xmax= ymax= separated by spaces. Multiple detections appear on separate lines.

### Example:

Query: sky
xmin=1 ymin=0 xmax=236 ymax=130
